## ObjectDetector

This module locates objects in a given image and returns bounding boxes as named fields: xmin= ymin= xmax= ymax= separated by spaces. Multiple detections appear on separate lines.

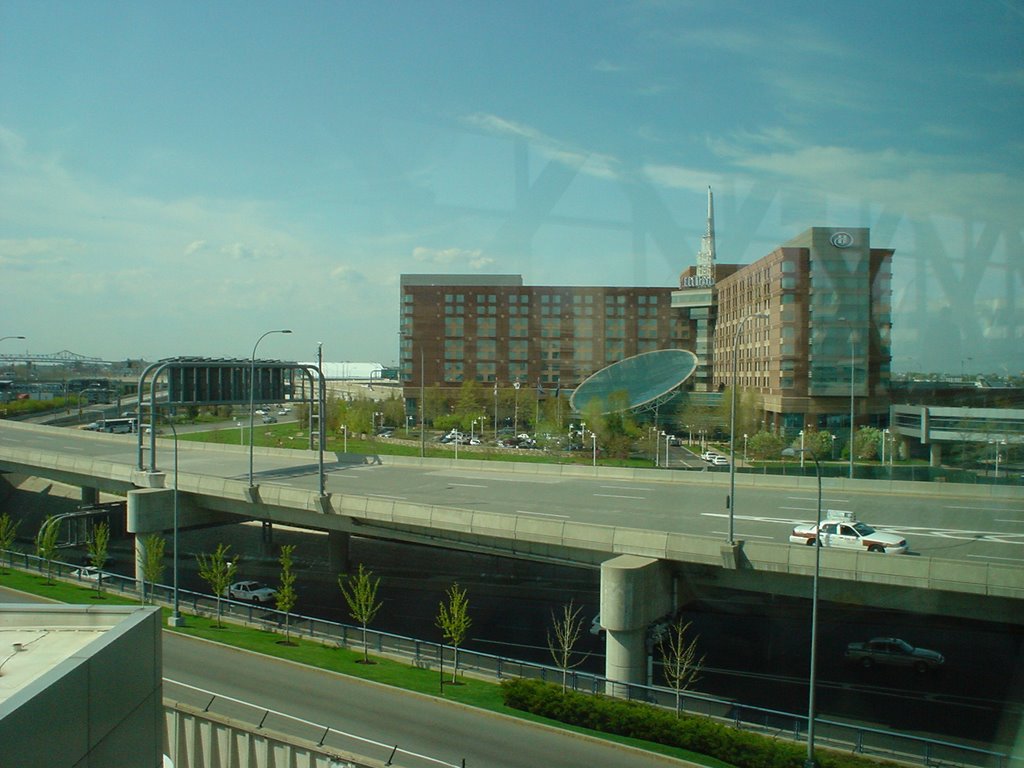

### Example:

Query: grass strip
xmin=0 ymin=565 xmax=725 ymax=766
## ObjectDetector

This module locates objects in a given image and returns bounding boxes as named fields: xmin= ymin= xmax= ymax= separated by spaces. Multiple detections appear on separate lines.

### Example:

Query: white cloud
xmin=412 ymin=246 xmax=495 ymax=269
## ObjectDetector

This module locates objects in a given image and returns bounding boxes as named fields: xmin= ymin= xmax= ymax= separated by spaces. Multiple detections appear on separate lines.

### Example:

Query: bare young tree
xmin=547 ymin=600 xmax=587 ymax=692
xmin=86 ymin=520 xmax=110 ymax=596
xmin=658 ymin=619 xmax=705 ymax=717
xmin=436 ymin=582 xmax=471 ymax=684
xmin=196 ymin=544 xmax=238 ymax=628
xmin=34 ymin=516 xmax=60 ymax=585
xmin=276 ymin=544 xmax=298 ymax=645
xmin=338 ymin=563 xmax=383 ymax=664
xmin=140 ymin=534 xmax=166 ymax=604
xmin=0 ymin=513 xmax=20 ymax=574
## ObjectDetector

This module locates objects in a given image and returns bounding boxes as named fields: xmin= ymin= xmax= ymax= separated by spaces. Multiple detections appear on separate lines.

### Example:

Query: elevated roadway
xmin=1 ymin=420 xmax=1022 ymax=687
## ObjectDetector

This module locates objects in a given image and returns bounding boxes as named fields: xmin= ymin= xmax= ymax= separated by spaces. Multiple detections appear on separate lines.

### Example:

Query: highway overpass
xmin=1 ymin=420 xmax=1021 ymax=688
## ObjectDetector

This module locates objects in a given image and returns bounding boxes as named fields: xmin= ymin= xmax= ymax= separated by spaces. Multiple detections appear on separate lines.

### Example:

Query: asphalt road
xmin=0 ymin=585 xmax=695 ymax=768
xmin=2 ymin=422 xmax=1022 ymax=564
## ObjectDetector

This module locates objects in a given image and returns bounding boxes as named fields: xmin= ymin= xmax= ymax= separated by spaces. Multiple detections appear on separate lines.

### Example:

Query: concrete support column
xmin=929 ymin=442 xmax=942 ymax=467
xmin=327 ymin=530 xmax=350 ymax=574
xmin=127 ymin=488 xmax=174 ymax=594
xmin=600 ymin=554 xmax=672 ymax=696
xmin=81 ymin=486 xmax=99 ymax=506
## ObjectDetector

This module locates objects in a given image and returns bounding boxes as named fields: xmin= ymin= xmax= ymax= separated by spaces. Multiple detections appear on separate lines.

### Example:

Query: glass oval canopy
xmin=569 ymin=349 xmax=698 ymax=415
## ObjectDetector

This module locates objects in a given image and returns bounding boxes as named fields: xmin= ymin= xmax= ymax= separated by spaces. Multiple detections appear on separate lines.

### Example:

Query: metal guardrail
xmin=4 ymin=551 xmax=1017 ymax=768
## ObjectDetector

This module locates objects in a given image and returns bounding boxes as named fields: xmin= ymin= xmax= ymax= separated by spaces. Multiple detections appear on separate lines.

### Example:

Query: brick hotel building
xmin=400 ymin=226 xmax=892 ymax=435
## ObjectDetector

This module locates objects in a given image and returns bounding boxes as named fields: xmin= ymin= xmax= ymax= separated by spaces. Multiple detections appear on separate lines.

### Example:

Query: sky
xmin=1 ymin=1 xmax=1022 ymax=374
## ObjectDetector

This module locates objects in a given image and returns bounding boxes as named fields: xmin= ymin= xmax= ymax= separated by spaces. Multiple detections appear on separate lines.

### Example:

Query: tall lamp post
xmin=728 ymin=311 xmax=768 ymax=544
xmin=0 ymin=335 xmax=26 ymax=343
xmin=782 ymin=446 xmax=822 ymax=768
xmin=167 ymin=419 xmax=184 ymax=627
xmin=249 ymin=329 xmax=292 ymax=486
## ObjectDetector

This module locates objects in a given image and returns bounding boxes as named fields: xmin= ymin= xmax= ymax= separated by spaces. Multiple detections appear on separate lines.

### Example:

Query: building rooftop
xmin=0 ymin=605 xmax=145 ymax=707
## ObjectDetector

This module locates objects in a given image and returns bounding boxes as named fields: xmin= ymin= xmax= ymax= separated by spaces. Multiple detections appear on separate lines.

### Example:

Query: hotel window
xmin=445 ymin=317 xmax=464 ymax=337
xmin=572 ymin=294 xmax=594 ymax=316
xmin=475 ymin=362 xmax=496 ymax=382
xmin=605 ymin=318 xmax=625 ymax=338
xmin=476 ymin=294 xmax=497 ymax=315
xmin=605 ymin=295 xmax=625 ymax=317
xmin=605 ymin=340 xmax=625 ymax=362
xmin=573 ymin=339 xmax=593 ymax=361
xmin=509 ymin=339 xmax=528 ymax=360
xmin=638 ymin=318 xmax=658 ymax=339
xmin=574 ymin=317 xmax=593 ymax=337
xmin=509 ymin=294 xmax=530 ymax=315
xmin=541 ymin=318 xmax=560 ymax=338
xmin=509 ymin=317 xmax=528 ymax=337
xmin=477 ymin=317 xmax=496 ymax=338
xmin=444 ymin=340 xmax=464 ymax=360
xmin=540 ymin=294 xmax=562 ymax=315
xmin=509 ymin=362 xmax=528 ymax=381
xmin=444 ymin=362 xmax=464 ymax=382
xmin=477 ymin=339 xmax=496 ymax=360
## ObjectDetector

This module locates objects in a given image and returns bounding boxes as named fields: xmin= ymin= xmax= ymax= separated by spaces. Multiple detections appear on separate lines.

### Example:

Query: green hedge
xmin=500 ymin=679 xmax=897 ymax=768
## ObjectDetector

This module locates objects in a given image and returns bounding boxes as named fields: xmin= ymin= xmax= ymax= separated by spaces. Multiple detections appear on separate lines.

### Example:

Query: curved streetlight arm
xmin=249 ymin=329 xmax=292 ymax=487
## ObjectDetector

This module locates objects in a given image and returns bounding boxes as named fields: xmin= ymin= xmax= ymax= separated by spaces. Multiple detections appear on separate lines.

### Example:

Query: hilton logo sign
xmin=681 ymin=276 xmax=715 ymax=288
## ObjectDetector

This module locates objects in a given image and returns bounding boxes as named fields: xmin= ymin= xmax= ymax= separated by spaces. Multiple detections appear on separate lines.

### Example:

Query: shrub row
xmin=500 ymin=679 xmax=895 ymax=768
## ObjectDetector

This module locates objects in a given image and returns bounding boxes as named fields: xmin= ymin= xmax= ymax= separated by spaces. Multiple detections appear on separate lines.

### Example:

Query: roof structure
xmin=570 ymin=349 xmax=697 ymax=415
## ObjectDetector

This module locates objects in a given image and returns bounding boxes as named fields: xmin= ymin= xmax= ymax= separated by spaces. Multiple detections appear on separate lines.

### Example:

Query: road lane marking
xmin=448 ymin=483 xmax=487 ymax=488
xmin=594 ymin=493 xmax=645 ymax=500
xmin=515 ymin=510 xmax=569 ymax=519
xmin=600 ymin=485 xmax=647 ymax=492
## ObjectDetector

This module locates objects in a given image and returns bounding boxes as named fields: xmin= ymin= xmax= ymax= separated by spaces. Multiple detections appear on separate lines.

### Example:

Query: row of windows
xmin=443 ymin=317 xmax=672 ymax=339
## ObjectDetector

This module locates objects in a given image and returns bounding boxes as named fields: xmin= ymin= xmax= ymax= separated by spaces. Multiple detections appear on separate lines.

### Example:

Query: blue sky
xmin=1 ymin=1 xmax=1021 ymax=373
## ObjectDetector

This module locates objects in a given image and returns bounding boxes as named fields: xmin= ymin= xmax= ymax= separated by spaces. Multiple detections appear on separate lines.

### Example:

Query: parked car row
xmin=700 ymin=450 xmax=730 ymax=466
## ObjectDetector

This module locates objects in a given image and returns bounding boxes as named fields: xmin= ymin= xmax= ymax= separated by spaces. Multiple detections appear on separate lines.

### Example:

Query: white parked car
xmin=225 ymin=580 xmax=278 ymax=603
xmin=700 ymin=450 xmax=720 ymax=461
xmin=789 ymin=514 xmax=908 ymax=554
xmin=710 ymin=455 xmax=730 ymax=466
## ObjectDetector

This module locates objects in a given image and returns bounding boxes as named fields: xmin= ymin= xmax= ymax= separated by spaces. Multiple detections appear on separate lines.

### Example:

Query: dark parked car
xmin=845 ymin=637 xmax=944 ymax=672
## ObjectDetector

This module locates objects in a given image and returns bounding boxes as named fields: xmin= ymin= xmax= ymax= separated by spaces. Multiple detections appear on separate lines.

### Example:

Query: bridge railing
xmin=4 ymin=550 xmax=1016 ymax=768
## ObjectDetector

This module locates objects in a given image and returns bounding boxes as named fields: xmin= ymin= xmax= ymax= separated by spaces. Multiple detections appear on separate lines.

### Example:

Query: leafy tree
xmin=0 ymin=513 xmax=20 ymax=574
xmin=436 ymin=582 xmax=472 ymax=684
xmin=34 ymin=515 xmax=60 ymax=585
xmin=86 ymin=520 xmax=110 ymax=595
xmin=338 ymin=563 xmax=383 ymax=664
xmin=141 ymin=533 xmax=166 ymax=604
xmin=547 ymin=600 xmax=586 ymax=692
xmin=853 ymin=426 xmax=883 ymax=460
xmin=747 ymin=430 xmax=785 ymax=461
xmin=658 ymin=618 xmax=705 ymax=717
xmin=791 ymin=427 xmax=833 ymax=462
xmin=196 ymin=544 xmax=238 ymax=628
xmin=276 ymin=544 xmax=298 ymax=644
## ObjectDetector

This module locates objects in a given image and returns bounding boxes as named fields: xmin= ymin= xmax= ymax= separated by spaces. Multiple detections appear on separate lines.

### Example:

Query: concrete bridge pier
xmin=126 ymin=486 xmax=239 ymax=592
xmin=600 ymin=554 xmax=673 ymax=696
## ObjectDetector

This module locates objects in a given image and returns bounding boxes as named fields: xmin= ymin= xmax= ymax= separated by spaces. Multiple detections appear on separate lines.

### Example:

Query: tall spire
xmin=696 ymin=185 xmax=716 ymax=282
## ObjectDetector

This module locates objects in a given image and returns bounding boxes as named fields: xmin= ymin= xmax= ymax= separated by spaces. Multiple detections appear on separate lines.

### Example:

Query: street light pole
xmin=168 ymin=420 xmax=184 ymax=627
xmin=783 ymin=446 xmax=822 ymax=768
xmin=249 ymin=329 xmax=292 ymax=487
xmin=729 ymin=311 xmax=768 ymax=545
